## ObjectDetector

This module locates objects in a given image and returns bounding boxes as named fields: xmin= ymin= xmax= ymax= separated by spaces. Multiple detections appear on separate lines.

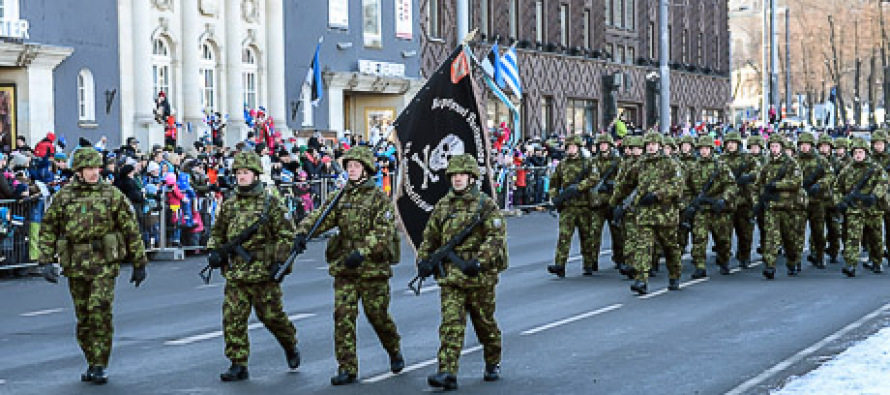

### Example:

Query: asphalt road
xmin=1 ymin=212 xmax=889 ymax=395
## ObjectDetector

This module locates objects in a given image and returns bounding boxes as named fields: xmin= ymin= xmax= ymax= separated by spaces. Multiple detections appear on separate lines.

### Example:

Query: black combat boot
xmin=829 ymin=254 xmax=839 ymax=264
xmin=331 ymin=369 xmax=358 ymax=385
xmin=691 ymin=268 xmax=707 ymax=279
xmin=668 ymin=279 xmax=681 ymax=291
xmin=873 ymin=264 xmax=883 ymax=274
xmin=220 ymin=364 xmax=249 ymax=382
xmin=80 ymin=366 xmax=95 ymax=382
xmin=863 ymin=262 xmax=874 ymax=271
xmin=630 ymin=280 xmax=648 ymax=295
xmin=719 ymin=264 xmax=731 ymax=275
xmin=648 ymin=267 xmax=657 ymax=277
xmin=428 ymin=372 xmax=458 ymax=390
xmin=285 ymin=346 xmax=301 ymax=370
xmin=738 ymin=259 xmax=751 ymax=269
xmin=582 ymin=267 xmax=594 ymax=276
xmin=762 ymin=267 xmax=776 ymax=279
xmin=390 ymin=352 xmax=405 ymax=374
xmin=483 ymin=364 xmax=500 ymax=382
xmin=842 ymin=266 xmax=856 ymax=277
xmin=620 ymin=264 xmax=637 ymax=279
xmin=756 ymin=246 xmax=763 ymax=254
xmin=91 ymin=366 xmax=108 ymax=385
xmin=787 ymin=266 xmax=799 ymax=276
xmin=547 ymin=264 xmax=566 ymax=278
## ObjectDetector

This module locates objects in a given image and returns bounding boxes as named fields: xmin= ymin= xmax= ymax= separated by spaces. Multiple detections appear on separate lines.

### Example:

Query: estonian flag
xmin=480 ymin=42 xmax=500 ymax=82
xmin=498 ymin=45 xmax=522 ymax=99
xmin=306 ymin=41 xmax=323 ymax=106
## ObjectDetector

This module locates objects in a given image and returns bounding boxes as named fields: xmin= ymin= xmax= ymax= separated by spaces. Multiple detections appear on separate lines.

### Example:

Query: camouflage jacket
xmin=872 ymin=152 xmax=890 ymax=172
xmin=418 ymin=186 xmax=508 ymax=289
xmin=754 ymin=154 xmax=805 ymax=211
xmin=548 ymin=155 xmax=599 ymax=208
xmin=609 ymin=153 xmax=684 ymax=227
xmin=721 ymin=151 xmax=761 ymax=207
xmin=684 ymin=156 xmax=737 ymax=213
xmin=796 ymin=152 xmax=835 ymax=204
xmin=38 ymin=177 xmax=147 ymax=279
xmin=833 ymin=160 xmax=889 ymax=215
xmin=830 ymin=154 xmax=850 ymax=177
xmin=297 ymin=178 xmax=398 ymax=279
xmin=591 ymin=153 xmax=622 ymax=207
xmin=208 ymin=181 xmax=295 ymax=283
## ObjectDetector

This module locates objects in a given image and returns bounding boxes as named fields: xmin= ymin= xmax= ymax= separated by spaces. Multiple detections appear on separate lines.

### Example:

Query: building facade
xmin=422 ymin=0 xmax=731 ymax=137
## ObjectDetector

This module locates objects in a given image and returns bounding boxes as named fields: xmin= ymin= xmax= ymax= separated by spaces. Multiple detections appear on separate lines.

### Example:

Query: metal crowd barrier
xmin=0 ymin=197 xmax=41 ymax=272
xmin=494 ymin=165 xmax=553 ymax=211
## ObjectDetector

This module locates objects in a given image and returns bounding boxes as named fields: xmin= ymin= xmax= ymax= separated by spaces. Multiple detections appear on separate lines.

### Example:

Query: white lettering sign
xmin=395 ymin=0 xmax=412 ymax=40
xmin=358 ymin=60 xmax=406 ymax=78
xmin=328 ymin=0 xmax=349 ymax=29
xmin=0 ymin=19 xmax=29 ymax=39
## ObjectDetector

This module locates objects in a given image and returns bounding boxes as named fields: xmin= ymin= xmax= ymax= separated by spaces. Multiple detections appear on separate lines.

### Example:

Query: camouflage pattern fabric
xmin=549 ymin=152 xmax=601 ymax=269
xmin=826 ymin=152 xmax=849 ymax=258
xmin=554 ymin=207 xmax=602 ymax=269
xmin=685 ymin=156 xmax=736 ymax=269
xmin=633 ymin=225 xmax=681 ymax=280
xmin=68 ymin=277 xmax=115 ymax=366
xmin=871 ymin=150 xmax=890 ymax=259
xmin=677 ymin=152 xmax=697 ymax=251
xmin=223 ymin=281 xmax=297 ymax=364
xmin=796 ymin=151 xmax=835 ymax=262
xmin=593 ymin=154 xmax=623 ymax=266
xmin=333 ymin=277 xmax=401 ymax=374
xmin=834 ymin=160 xmax=889 ymax=269
xmin=722 ymin=150 xmax=761 ymax=262
xmin=437 ymin=284 xmax=501 ymax=374
xmin=755 ymin=154 xmax=805 ymax=269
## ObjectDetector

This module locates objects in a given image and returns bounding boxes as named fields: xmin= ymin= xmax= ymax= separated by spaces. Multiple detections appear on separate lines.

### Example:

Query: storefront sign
xmin=358 ymin=59 xmax=405 ymax=78
xmin=328 ymin=0 xmax=349 ymax=29
xmin=395 ymin=0 xmax=412 ymax=40
xmin=0 ymin=19 xmax=29 ymax=39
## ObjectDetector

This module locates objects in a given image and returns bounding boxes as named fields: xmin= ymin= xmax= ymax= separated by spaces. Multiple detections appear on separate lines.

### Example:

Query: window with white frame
xmin=583 ymin=9 xmax=590 ymax=49
xmin=362 ymin=0 xmax=382 ymax=48
xmin=77 ymin=68 xmax=95 ymax=122
xmin=535 ymin=1 xmax=543 ymax=43
xmin=242 ymin=47 xmax=258 ymax=110
xmin=152 ymin=38 xmax=172 ymax=99
xmin=559 ymin=4 xmax=568 ymax=46
xmin=199 ymin=41 xmax=218 ymax=111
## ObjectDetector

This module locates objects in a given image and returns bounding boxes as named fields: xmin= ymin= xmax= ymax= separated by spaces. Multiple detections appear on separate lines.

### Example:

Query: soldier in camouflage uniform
xmin=295 ymin=146 xmax=404 ymax=385
xmin=870 ymin=130 xmax=890 ymax=262
xmin=38 ymin=148 xmax=148 ymax=384
xmin=834 ymin=138 xmax=889 ymax=276
xmin=591 ymin=134 xmax=623 ymax=270
xmin=796 ymin=132 xmax=835 ymax=269
xmin=547 ymin=135 xmax=601 ymax=277
xmin=722 ymin=132 xmax=760 ymax=268
xmin=609 ymin=132 xmax=684 ymax=294
xmin=677 ymin=135 xmax=697 ymax=252
xmin=747 ymin=134 xmax=768 ymax=255
xmin=207 ymin=151 xmax=299 ymax=382
xmin=684 ymin=136 xmax=737 ymax=277
xmin=419 ymin=154 xmax=508 ymax=390
xmin=616 ymin=135 xmax=645 ymax=278
xmin=755 ymin=134 xmax=806 ymax=279
xmin=819 ymin=134 xmax=842 ymax=263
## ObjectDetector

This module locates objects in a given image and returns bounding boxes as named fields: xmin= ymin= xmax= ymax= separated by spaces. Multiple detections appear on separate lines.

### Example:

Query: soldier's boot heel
xmin=829 ymin=254 xmax=839 ymax=264
xmin=547 ymin=264 xmax=566 ymax=278
xmin=582 ymin=267 xmax=594 ymax=276
xmin=331 ymin=369 xmax=358 ymax=385
xmin=483 ymin=364 xmax=500 ymax=382
xmin=91 ymin=366 xmax=108 ymax=385
xmin=648 ymin=268 xmax=657 ymax=277
xmin=762 ymin=267 xmax=776 ymax=280
xmin=285 ymin=346 xmax=301 ymax=370
xmin=873 ymin=264 xmax=883 ymax=274
xmin=390 ymin=352 xmax=405 ymax=374
xmin=80 ymin=366 xmax=95 ymax=382
xmin=719 ymin=264 xmax=731 ymax=275
xmin=630 ymin=280 xmax=648 ymax=295
xmin=738 ymin=259 xmax=751 ymax=269
xmin=842 ymin=266 xmax=857 ymax=278
xmin=220 ymin=364 xmax=249 ymax=382
xmin=428 ymin=372 xmax=458 ymax=390
xmin=668 ymin=279 xmax=681 ymax=291
xmin=691 ymin=268 xmax=708 ymax=279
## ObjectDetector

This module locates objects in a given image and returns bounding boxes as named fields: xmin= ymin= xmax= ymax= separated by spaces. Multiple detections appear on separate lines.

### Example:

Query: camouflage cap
xmin=679 ymin=135 xmax=695 ymax=146
xmin=768 ymin=133 xmax=788 ymax=148
xmin=642 ymin=131 xmax=662 ymax=146
xmin=71 ymin=148 xmax=103 ymax=171
xmin=446 ymin=153 xmax=480 ymax=178
xmin=232 ymin=151 xmax=263 ymax=174
xmin=872 ymin=129 xmax=889 ymax=143
xmin=850 ymin=137 xmax=870 ymax=152
xmin=834 ymin=137 xmax=851 ymax=149
xmin=747 ymin=134 xmax=765 ymax=147
xmin=663 ymin=136 xmax=677 ymax=147
xmin=342 ymin=146 xmax=376 ymax=174
xmin=695 ymin=136 xmax=715 ymax=149
xmin=595 ymin=133 xmax=615 ymax=145
xmin=565 ymin=135 xmax=584 ymax=147
xmin=625 ymin=135 xmax=644 ymax=148
xmin=723 ymin=131 xmax=742 ymax=143
xmin=797 ymin=132 xmax=816 ymax=145
xmin=817 ymin=133 xmax=834 ymax=147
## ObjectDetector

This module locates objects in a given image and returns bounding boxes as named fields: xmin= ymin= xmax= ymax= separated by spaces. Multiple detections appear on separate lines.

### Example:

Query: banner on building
xmin=393 ymin=46 xmax=494 ymax=250
xmin=395 ymin=0 xmax=412 ymax=40
xmin=328 ymin=0 xmax=349 ymax=29
xmin=0 ymin=85 xmax=16 ymax=152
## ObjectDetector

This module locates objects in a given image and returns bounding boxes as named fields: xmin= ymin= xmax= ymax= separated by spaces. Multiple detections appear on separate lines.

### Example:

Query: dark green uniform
xmin=38 ymin=148 xmax=148 ymax=383
xmin=677 ymin=136 xmax=697 ymax=252
xmin=685 ymin=137 xmax=736 ymax=276
xmin=869 ymin=130 xmax=890 ymax=260
xmin=796 ymin=133 xmax=835 ymax=268
xmin=722 ymin=132 xmax=760 ymax=266
xmin=616 ymin=136 xmax=644 ymax=277
xmin=755 ymin=135 xmax=806 ymax=278
xmin=591 ymin=134 xmax=623 ymax=270
xmin=821 ymin=135 xmax=844 ymax=262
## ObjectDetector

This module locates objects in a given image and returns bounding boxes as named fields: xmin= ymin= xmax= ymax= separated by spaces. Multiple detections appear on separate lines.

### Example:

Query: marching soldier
xmin=747 ymin=134 xmax=768 ymax=255
xmin=677 ymin=135 xmax=697 ymax=252
xmin=869 ymin=130 xmax=890 ymax=261
xmin=294 ymin=146 xmax=404 ymax=385
xmin=207 ymin=151 xmax=299 ymax=382
xmin=616 ymin=135 xmax=644 ymax=278
xmin=591 ymin=134 xmax=623 ymax=271
xmin=38 ymin=147 xmax=149 ymax=384
xmin=419 ymin=154 xmax=508 ymax=390
xmin=819 ymin=134 xmax=842 ymax=263
xmin=834 ymin=138 xmax=888 ymax=276
xmin=796 ymin=132 xmax=835 ymax=269
xmin=755 ymin=134 xmax=806 ymax=279
xmin=684 ymin=136 xmax=736 ymax=277
xmin=609 ymin=132 xmax=684 ymax=294
xmin=547 ymin=135 xmax=601 ymax=277
xmin=722 ymin=132 xmax=760 ymax=268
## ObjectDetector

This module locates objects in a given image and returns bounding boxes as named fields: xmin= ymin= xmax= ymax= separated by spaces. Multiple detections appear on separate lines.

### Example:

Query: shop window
xmin=565 ymin=99 xmax=598 ymax=135
xmin=77 ymin=69 xmax=95 ymax=122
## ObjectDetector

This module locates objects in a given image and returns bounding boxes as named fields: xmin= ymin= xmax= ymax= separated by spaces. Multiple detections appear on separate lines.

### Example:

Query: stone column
xmin=181 ymin=0 xmax=202 ymax=149
xmin=129 ymin=0 xmax=154 ymax=149
xmin=225 ymin=0 xmax=244 ymax=144
xmin=266 ymin=0 xmax=287 ymax=135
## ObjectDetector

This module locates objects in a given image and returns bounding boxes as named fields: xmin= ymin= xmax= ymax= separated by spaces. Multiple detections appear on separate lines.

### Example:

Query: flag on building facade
xmin=305 ymin=39 xmax=323 ymax=106
xmin=498 ymin=45 xmax=522 ymax=99
xmin=479 ymin=42 xmax=500 ymax=82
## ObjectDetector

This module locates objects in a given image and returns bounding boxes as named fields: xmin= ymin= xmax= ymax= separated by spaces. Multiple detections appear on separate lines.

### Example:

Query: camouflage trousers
xmin=762 ymin=210 xmax=805 ymax=269
xmin=68 ymin=277 xmax=115 ymax=366
xmin=593 ymin=206 xmax=622 ymax=266
xmin=843 ymin=212 xmax=884 ymax=269
xmin=633 ymin=224 xmax=682 ymax=281
xmin=554 ymin=207 xmax=597 ymax=269
xmin=623 ymin=216 xmax=642 ymax=270
xmin=223 ymin=281 xmax=297 ymax=365
xmin=333 ymin=276 xmax=401 ymax=374
xmin=691 ymin=211 xmax=732 ymax=269
xmin=731 ymin=205 xmax=755 ymax=261
xmin=437 ymin=284 xmax=501 ymax=374
xmin=825 ymin=206 xmax=843 ymax=258
xmin=805 ymin=203 xmax=827 ymax=260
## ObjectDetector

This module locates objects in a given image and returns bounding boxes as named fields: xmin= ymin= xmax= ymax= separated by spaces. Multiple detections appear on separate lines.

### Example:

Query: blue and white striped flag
xmin=497 ymin=45 xmax=522 ymax=100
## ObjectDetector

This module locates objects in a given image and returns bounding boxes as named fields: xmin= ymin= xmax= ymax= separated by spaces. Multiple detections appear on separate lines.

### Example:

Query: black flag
xmin=394 ymin=46 xmax=494 ymax=251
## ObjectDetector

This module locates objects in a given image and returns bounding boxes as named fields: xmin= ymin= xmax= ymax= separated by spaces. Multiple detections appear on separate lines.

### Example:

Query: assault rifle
xmin=802 ymin=163 xmax=825 ymax=196
xmin=408 ymin=200 xmax=491 ymax=296
xmin=680 ymin=162 xmax=720 ymax=230
xmin=835 ymin=166 xmax=877 ymax=224
xmin=752 ymin=158 xmax=790 ymax=224
xmin=594 ymin=158 xmax=620 ymax=194
xmin=611 ymin=187 xmax=640 ymax=226
xmin=733 ymin=162 xmax=755 ymax=186
xmin=200 ymin=194 xmax=272 ymax=284
xmin=548 ymin=161 xmax=591 ymax=213
xmin=271 ymin=186 xmax=345 ymax=283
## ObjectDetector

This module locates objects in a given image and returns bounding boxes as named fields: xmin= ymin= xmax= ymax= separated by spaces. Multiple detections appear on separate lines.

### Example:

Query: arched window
xmin=199 ymin=41 xmax=218 ymax=111
xmin=77 ymin=68 xmax=95 ymax=121
xmin=242 ymin=47 xmax=258 ymax=110
xmin=152 ymin=37 xmax=173 ymax=99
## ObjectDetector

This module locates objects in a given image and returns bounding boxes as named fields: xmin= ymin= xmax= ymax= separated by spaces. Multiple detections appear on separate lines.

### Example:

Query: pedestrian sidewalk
xmin=772 ymin=325 xmax=890 ymax=394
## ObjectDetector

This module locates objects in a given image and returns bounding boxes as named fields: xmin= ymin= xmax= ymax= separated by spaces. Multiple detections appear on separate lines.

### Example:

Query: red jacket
xmin=33 ymin=139 xmax=55 ymax=158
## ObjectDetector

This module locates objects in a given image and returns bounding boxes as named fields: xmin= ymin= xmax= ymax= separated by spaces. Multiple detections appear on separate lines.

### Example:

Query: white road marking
xmin=316 ymin=266 xmax=328 ymax=270
xmin=20 ymin=308 xmax=64 ymax=317
xmin=725 ymin=301 xmax=890 ymax=395
xmin=521 ymin=304 xmax=623 ymax=335
xmin=164 ymin=313 xmax=315 ymax=346
xmin=362 ymin=345 xmax=483 ymax=384
xmin=195 ymin=283 xmax=222 ymax=289
xmin=638 ymin=278 xmax=710 ymax=300
xmin=403 ymin=284 xmax=440 ymax=296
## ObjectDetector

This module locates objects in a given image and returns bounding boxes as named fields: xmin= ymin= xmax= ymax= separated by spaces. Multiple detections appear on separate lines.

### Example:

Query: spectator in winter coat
xmin=33 ymin=132 xmax=56 ymax=159
xmin=114 ymin=164 xmax=145 ymax=207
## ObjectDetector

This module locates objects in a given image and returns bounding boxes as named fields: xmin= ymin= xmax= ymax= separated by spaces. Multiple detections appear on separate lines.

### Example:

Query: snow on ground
xmin=772 ymin=326 xmax=890 ymax=395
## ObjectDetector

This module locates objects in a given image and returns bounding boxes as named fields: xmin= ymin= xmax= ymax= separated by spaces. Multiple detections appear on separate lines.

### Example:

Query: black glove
xmin=856 ymin=193 xmax=878 ymax=207
xmin=208 ymin=249 xmax=225 ymax=268
xmin=765 ymin=182 xmax=778 ymax=194
xmin=130 ymin=266 xmax=146 ymax=287
xmin=564 ymin=184 xmax=579 ymax=195
xmin=737 ymin=174 xmax=755 ymax=185
xmin=42 ymin=264 xmax=59 ymax=284
xmin=461 ymin=259 xmax=481 ymax=277
xmin=639 ymin=192 xmax=658 ymax=206
xmin=712 ymin=199 xmax=726 ymax=214
xmin=596 ymin=183 xmax=612 ymax=193
xmin=293 ymin=234 xmax=308 ymax=254
xmin=836 ymin=201 xmax=849 ymax=213
xmin=612 ymin=206 xmax=626 ymax=222
xmin=343 ymin=251 xmax=364 ymax=269
xmin=694 ymin=196 xmax=715 ymax=206
xmin=806 ymin=183 xmax=821 ymax=195
xmin=417 ymin=259 xmax=435 ymax=278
